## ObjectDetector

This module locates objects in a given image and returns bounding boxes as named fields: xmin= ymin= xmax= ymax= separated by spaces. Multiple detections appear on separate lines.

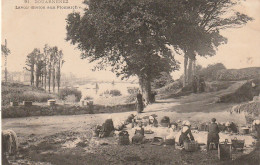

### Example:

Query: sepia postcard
xmin=1 ymin=0 xmax=260 ymax=164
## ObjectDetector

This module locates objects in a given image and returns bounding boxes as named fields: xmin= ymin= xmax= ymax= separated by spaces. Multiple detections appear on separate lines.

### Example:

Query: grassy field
xmin=1 ymin=82 xmax=56 ymax=106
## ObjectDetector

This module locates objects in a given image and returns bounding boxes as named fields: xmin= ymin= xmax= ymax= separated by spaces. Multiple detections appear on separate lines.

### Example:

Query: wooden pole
xmin=5 ymin=39 xmax=8 ymax=83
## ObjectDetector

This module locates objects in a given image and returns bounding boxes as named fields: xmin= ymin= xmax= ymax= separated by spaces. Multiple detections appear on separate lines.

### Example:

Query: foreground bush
xmin=58 ymin=87 xmax=82 ymax=102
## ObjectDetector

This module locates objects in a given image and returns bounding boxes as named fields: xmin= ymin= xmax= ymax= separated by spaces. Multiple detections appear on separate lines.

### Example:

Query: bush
xmin=65 ymin=95 xmax=77 ymax=103
xmin=103 ymin=89 xmax=122 ymax=96
xmin=157 ymin=80 xmax=183 ymax=94
xmin=84 ymin=96 xmax=93 ymax=100
xmin=198 ymin=63 xmax=226 ymax=81
xmin=58 ymin=87 xmax=82 ymax=102
xmin=1 ymin=82 xmax=56 ymax=106
xmin=127 ymin=87 xmax=139 ymax=95
xmin=152 ymin=72 xmax=174 ymax=89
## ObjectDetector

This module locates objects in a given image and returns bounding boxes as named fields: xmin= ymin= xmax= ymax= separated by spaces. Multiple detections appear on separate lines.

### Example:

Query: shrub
xmin=157 ymin=80 xmax=183 ymax=94
xmin=65 ymin=95 xmax=77 ymax=103
xmin=84 ymin=96 xmax=93 ymax=100
xmin=1 ymin=82 xmax=56 ymax=106
xmin=103 ymin=89 xmax=122 ymax=97
xmin=152 ymin=72 xmax=174 ymax=89
xmin=198 ymin=63 xmax=226 ymax=81
xmin=58 ymin=87 xmax=82 ymax=102
xmin=127 ymin=87 xmax=139 ymax=95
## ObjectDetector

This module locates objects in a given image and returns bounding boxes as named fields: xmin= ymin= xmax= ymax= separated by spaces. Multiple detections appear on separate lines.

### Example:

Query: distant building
xmin=1 ymin=70 xmax=30 ymax=84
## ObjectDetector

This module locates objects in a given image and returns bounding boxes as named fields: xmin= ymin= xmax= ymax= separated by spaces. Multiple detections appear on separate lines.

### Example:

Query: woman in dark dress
xmin=207 ymin=118 xmax=220 ymax=150
xmin=136 ymin=90 xmax=144 ymax=113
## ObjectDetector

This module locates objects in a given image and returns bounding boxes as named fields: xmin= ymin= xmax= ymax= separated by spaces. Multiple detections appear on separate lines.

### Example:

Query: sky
xmin=1 ymin=0 xmax=260 ymax=81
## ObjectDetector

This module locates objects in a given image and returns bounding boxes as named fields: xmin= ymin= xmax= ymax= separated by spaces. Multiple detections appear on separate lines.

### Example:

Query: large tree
xmin=35 ymin=51 xmax=45 ymax=88
xmin=24 ymin=48 xmax=45 ymax=88
xmin=66 ymin=0 xmax=180 ymax=103
xmin=24 ymin=49 xmax=38 ymax=86
xmin=44 ymin=44 xmax=53 ymax=93
xmin=43 ymin=44 xmax=50 ymax=90
xmin=51 ymin=46 xmax=58 ymax=93
xmin=56 ymin=50 xmax=65 ymax=92
xmin=168 ymin=0 xmax=252 ymax=86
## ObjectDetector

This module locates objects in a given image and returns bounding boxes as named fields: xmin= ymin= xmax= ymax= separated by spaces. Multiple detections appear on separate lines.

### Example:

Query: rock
xmin=47 ymin=99 xmax=56 ymax=106
xmin=23 ymin=101 xmax=32 ymax=106
xmin=10 ymin=102 xmax=19 ymax=106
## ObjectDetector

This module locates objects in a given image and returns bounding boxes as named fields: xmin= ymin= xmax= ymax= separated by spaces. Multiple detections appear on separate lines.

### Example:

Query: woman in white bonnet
xmin=179 ymin=120 xmax=194 ymax=146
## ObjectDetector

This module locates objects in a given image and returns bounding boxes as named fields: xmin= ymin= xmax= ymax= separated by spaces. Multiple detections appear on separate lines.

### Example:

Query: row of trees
xmin=65 ymin=0 xmax=252 ymax=103
xmin=24 ymin=44 xmax=65 ymax=93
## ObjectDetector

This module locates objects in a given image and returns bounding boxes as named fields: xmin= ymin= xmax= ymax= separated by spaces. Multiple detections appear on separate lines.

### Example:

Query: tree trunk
xmin=187 ymin=58 xmax=193 ymax=84
xmin=35 ymin=66 xmax=40 ymax=88
xmin=44 ymin=72 xmax=47 ymax=90
xmin=52 ymin=67 xmax=56 ymax=93
xmin=138 ymin=75 xmax=152 ymax=104
xmin=57 ymin=66 xmax=60 ymax=92
xmin=183 ymin=55 xmax=188 ymax=87
xmin=193 ymin=59 xmax=196 ymax=77
xmin=41 ymin=74 xmax=44 ymax=87
xmin=4 ymin=54 xmax=8 ymax=83
xmin=30 ymin=66 xmax=34 ymax=86
xmin=48 ymin=66 xmax=51 ymax=93
xmin=144 ymin=78 xmax=151 ymax=105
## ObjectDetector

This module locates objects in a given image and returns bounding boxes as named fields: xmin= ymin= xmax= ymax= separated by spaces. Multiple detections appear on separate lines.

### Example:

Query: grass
xmin=1 ymin=82 xmax=56 ymax=106
xmin=1 ymin=103 xmax=135 ymax=118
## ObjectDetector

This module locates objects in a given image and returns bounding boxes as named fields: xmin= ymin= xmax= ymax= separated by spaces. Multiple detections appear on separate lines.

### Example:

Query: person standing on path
xmin=253 ymin=120 xmax=260 ymax=140
xmin=136 ymin=90 xmax=144 ymax=113
xmin=199 ymin=76 xmax=206 ymax=93
xmin=192 ymin=76 xmax=198 ymax=93
xmin=207 ymin=118 xmax=220 ymax=151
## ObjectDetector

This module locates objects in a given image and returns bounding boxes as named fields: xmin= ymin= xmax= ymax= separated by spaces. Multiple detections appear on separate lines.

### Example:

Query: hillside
xmin=157 ymin=67 xmax=260 ymax=103
xmin=216 ymin=67 xmax=260 ymax=81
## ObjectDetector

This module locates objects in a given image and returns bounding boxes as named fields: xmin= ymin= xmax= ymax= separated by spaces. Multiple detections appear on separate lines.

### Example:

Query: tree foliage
xmin=58 ymin=87 xmax=82 ymax=102
xmin=198 ymin=63 xmax=226 ymax=81
xmin=66 ymin=0 xmax=181 ymax=102
xmin=169 ymin=0 xmax=252 ymax=58
xmin=166 ymin=0 xmax=252 ymax=86
xmin=152 ymin=72 xmax=174 ymax=89
xmin=66 ymin=0 xmax=180 ymax=78
xmin=1 ymin=44 xmax=11 ymax=56
xmin=24 ymin=45 xmax=65 ymax=92
xmin=65 ymin=0 xmax=252 ymax=102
